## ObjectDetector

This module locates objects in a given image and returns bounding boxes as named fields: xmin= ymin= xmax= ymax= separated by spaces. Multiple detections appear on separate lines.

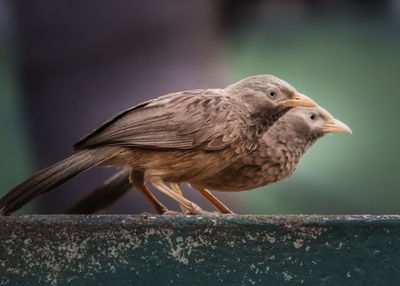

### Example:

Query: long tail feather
xmin=0 ymin=148 xmax=117 ymax=215
xmin=66 ymin=168 xmax=132 ymax=214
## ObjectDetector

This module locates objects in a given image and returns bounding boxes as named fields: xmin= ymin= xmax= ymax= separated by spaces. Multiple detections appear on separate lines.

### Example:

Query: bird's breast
xmin=190 ymin=141 xmax=306 ymax=192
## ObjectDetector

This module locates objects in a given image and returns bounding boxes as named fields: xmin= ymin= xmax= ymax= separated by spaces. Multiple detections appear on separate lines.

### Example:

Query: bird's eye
xmin=269 ymin=91 xmax=276 ymax=97
xmin=310 ymin=114 xmax=316 ymax=120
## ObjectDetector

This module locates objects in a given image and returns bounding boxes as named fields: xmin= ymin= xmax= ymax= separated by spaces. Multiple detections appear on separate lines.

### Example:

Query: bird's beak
xmin=321 ymin=118 xmax=352 ymax=134
xmin=281 ymin=93 xmax=317 ymax=108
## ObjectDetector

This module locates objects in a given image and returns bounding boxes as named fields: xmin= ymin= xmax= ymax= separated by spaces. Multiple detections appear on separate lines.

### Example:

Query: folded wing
xmin=73 ymin=89 xmax=242 ymax=151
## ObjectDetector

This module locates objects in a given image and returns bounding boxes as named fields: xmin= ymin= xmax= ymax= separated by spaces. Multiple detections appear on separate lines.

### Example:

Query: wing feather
xmin=73 ymin=89 xmax=241 ymax=151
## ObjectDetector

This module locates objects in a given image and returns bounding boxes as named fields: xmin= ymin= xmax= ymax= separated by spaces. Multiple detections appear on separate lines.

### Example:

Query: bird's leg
xmin=169 ymin=183 xmax=191 ymax=214
xmin=137 ymin=184 xmax=169 ymax=215
xmin=150 ymin=179 xmax=207 ymax=215
xmin=130 ymin=171 xmax=168 ymax=215
xmin=194 ymin=188 xmax=234 ymax=214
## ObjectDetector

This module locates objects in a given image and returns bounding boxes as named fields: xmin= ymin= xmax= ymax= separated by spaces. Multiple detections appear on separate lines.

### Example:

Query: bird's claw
xmin=186 ymin=204 xmax=224 ymax=216
xmin=161 ymin=210 xmax=182 ymax=216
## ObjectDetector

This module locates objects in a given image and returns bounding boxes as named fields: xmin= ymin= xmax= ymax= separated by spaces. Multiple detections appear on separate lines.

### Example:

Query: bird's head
xmin=227 ymin=75 xmax=317 ymax=112
xmin=286 ymin=106 xmax=352 ymax=139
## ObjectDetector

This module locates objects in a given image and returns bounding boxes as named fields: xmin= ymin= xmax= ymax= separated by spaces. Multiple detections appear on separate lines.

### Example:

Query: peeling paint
xmin=293 ymin=239 xmax=304 ymax=249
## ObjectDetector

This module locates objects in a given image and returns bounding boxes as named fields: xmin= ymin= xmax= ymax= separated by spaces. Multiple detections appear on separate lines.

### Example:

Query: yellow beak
xmin=321 ymin=118 xmax=352 ymax=134
xmin=281 ymin=92 xmax=317 ymax=108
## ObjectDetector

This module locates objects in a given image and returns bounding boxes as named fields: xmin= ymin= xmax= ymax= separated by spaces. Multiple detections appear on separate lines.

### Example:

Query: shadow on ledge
xmin=1 ymin=215 xmax=400 ymax=285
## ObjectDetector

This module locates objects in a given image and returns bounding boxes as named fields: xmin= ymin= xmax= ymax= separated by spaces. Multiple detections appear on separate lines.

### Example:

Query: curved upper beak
xmin=281 ymin=92 xmax=317 ymax=108
xmin=321 ymin=118 xmax=352 ymax=134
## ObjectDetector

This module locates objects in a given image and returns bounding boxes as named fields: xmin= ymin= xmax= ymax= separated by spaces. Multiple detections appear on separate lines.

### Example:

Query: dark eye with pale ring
xmin=269 ymin=91 xmax=276 ymax=97
xmin=310 ymin=114 xmax=316 ymax=120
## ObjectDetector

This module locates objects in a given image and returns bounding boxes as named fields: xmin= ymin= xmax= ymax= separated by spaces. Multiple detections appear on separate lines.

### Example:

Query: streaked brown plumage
xmin=0 ymin=74 xmax=318 ymax=215
xmin=68 ymin=106 xmax=351 ymax=214
xmin=189 ymin=106 xmax=351 ymax=192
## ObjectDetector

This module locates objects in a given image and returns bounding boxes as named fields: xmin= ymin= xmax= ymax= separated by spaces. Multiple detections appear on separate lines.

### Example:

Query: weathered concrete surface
xmin=1 ymin=215 xmax=399 ymax=285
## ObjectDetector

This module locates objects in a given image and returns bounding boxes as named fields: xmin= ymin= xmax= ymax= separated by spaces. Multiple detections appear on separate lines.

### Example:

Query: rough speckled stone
xmin=1 ymin=215 xmax=400 ymax=285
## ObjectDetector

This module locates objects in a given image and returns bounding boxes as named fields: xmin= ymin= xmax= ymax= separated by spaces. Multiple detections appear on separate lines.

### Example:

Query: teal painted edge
xmin=1 ymin=215 xmax=400 ymax=286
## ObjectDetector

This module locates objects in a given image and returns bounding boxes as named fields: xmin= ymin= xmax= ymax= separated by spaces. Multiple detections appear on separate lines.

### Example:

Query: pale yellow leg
xmin=170 ymin=183 xmax=190 ymax=214
xmin=150 ymin=179 xmax=206 ymax=215
xmin=195 ymin=188 xmax=234 ymax=214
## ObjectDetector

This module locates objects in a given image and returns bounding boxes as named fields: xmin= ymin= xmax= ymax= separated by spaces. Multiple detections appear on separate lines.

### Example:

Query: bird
xmin=0 ymin=74 xmax=317 ymax=215
xmin=67 ymin=105 xmax=351 ymax=215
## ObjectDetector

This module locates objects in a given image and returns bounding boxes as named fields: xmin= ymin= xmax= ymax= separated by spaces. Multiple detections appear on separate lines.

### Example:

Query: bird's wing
xmin=73 ymin=89 xmax=242 ymax=151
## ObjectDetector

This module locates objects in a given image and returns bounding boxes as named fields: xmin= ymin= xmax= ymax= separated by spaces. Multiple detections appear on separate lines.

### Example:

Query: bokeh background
xmin=0 ymin=0 xmax=399 ymax=214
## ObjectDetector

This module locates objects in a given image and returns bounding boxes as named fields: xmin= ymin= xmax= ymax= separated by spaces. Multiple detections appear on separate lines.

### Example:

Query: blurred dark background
xmin=0 ymin=0 xmax=399 ymax=214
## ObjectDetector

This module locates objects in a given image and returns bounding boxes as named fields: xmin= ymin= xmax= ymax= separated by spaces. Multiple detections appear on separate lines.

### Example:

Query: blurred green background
xmin=0 ymin=0 xmax=399 ymax=214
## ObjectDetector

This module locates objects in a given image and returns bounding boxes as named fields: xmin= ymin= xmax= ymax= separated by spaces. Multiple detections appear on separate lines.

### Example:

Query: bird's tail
xmin=66 ymin=168 xmax=132 ymax=214
xmin=0 ymin=148 xmax=117 ymax=215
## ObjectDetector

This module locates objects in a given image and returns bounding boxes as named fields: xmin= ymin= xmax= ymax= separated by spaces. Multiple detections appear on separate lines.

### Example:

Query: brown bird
xmin=0 ymin=75 xmax=316 ymax=215
xmin=68 ymin=105 xmax=351 ymax=215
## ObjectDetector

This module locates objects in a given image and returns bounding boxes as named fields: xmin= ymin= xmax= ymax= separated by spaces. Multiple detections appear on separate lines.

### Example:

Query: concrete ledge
xmin=1 ymin=215 xmax=400 ymax=285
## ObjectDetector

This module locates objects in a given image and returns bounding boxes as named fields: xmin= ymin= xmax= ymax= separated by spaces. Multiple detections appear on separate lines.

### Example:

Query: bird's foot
xmin=191 ymin=210 xmax=226 ymax=216
xmin=184 ymin=203 xmax=207 ymax=215
xmin=214 ymin=206 xmax=235 ymax=214
xmin=184 ymin=204 xmax=223 ymax=216
xmin=161 ymin=210 xmax=183 ymax=216
xmin=219 ymin=211 xmax=235 ymax=215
